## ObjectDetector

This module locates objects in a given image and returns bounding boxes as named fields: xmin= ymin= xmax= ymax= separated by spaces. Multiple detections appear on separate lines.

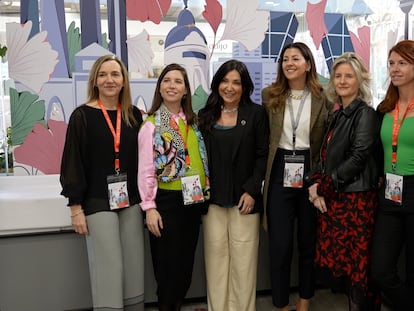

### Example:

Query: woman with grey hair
xmin=307 ymin=52 xmax=381 ymax=310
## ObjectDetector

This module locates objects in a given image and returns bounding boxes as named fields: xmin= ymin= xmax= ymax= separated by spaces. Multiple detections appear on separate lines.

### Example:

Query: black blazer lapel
xmin=231 ymin=104 xmax=249 ymax=161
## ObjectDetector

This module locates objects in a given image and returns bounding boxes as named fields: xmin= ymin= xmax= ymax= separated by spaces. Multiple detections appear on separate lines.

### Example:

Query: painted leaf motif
xmin=350 ymin=26 xmax=370 ymax=69
xmin=202 ymin=0 xmax=222 ymax=35
xmin=127 ymin=30 xmax=155 ymax=77
xmin=126 ymin=0 xmax=172 ymax=24
xmin=14 ymin=120 xmax=67 ymax=174
xmin=67 ymin=21 xmax=82 ymax=77
xmin=305 ymin=0 xmax=328 ymax=50
xmin=6 ymin=21 xmax=58 ymax=93
xmin=219 ymin=0 xmax=269 ymax=51
xmin=192 ymin=85 xmax=209 ymax=113
xmin=10 ymin=88 xmax=47 ymax=146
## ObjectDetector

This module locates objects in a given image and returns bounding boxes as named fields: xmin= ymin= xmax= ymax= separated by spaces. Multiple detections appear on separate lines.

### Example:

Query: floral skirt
xmin=315 ymin=190 xmax=378 ymax=294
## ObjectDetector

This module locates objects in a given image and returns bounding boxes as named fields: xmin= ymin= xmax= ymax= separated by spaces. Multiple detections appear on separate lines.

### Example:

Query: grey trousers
xmin=86 ymin=204 xmax=145 ymax=311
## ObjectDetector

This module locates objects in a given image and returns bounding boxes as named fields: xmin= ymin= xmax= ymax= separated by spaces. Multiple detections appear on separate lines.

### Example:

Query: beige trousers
xmin=202 ymin=204 xmax=260 ymax=311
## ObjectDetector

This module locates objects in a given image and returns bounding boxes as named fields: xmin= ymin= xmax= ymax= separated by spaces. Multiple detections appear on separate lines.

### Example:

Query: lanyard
xmin=391 ymin=98 xmax=414 ymax=170
xmin=288 ymin=88 xmax=308 ymax=154
xmin=170 ymin=116 xmax=191 ymax=166
xmin=98 ymin=99 xmax=122 ymax=173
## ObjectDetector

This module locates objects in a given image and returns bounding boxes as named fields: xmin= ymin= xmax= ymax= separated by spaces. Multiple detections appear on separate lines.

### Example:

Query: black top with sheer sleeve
xmin=60 ymin=105 xmax=143 ymax=215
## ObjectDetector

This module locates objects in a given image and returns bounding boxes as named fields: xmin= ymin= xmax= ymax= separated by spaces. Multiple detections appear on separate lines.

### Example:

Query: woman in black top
xmin=60 ymin=54 xmax=144 ymax=310
xmin=198 ymin=59 xmax=269 ymax=311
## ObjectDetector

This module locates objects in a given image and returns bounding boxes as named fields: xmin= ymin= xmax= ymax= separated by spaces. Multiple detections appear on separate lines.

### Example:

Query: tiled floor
xmin=145 ymin=288 xmax=393 ymax=310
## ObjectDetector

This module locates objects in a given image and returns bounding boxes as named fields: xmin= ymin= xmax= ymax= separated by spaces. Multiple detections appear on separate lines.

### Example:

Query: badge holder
xmin=283 ymin=154 xmax=305 ymax=188
xmin=181 ymin=167 xmax=205 ymax=205
xmin=107 ymin=173 xmax=130 ymax=210
xmin=385 ymin=172 xmax=403 ymax=205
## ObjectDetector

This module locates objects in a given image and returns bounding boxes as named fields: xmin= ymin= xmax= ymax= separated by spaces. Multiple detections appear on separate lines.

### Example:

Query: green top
xmin=381 ymin=113 xmax=414 ymax=175
xmin=145 ymin=115 xmax=206 ymax=191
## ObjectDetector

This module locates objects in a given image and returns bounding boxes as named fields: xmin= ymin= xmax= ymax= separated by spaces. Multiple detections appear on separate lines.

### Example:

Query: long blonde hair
xmin=86 ymin=54 xmax=137 ymax=127
xmin=326 ymin=52 xmax=372 ymax=105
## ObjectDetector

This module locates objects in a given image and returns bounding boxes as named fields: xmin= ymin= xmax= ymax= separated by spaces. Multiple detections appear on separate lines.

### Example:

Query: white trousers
xmin=202 ymin=204 xmax=260 ymax=311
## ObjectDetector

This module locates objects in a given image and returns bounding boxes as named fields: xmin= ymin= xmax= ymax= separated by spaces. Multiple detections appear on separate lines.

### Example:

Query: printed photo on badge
xmin=283 ymin=162 xmax=304 ymax=188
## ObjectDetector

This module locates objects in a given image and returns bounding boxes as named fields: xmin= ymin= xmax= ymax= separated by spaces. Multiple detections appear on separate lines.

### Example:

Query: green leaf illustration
xmin=0 ymin=44 xmax=7 ymax=58
xmin=67 ymin=21 xmax=82 ymax=77
xmin=10 ymin=88 xmax=47 ymax=146
xmin=192 ymin=85 xmax=209 ymax=113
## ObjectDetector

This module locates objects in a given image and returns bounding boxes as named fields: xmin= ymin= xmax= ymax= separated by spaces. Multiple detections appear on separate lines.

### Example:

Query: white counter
xmin=0 ymin=174 xmax=71 ymax=236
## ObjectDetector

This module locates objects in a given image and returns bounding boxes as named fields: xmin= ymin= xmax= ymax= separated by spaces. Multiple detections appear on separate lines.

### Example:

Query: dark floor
xmin=144 ymin=288 xmax=394 ymax=310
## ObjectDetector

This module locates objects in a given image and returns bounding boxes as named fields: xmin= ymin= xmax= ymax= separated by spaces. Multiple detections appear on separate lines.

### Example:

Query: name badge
xmin=283 ymin=154 xmax=305 ymax=188
xmin=385 ymin=172 xmax=403 ymax=205
xmin=181 ymin=167 xmax=205 ymax=205
xmin=107 ymin=173 xmax=130 ymax=210
xmin=181 ymin=174 xmax=204 ymax=205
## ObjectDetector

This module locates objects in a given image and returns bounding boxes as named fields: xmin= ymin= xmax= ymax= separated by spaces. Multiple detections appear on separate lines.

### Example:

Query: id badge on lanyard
xmin=107 ymin=173 xmax=130 ymax=209
xmin=98 ymin=100 xmax=129 ymax=210
xmin=386 ymin=99 xmax=414 ymax=205
xmin=181 ymin=167 xmax=204 ymax=205
xmin=385 ymin=172 xmax=403 ymax=205
xmin=284 ymin=90 xmax=307 ymax=188
xmin=283 ymin=154 xmax=305 ymax=188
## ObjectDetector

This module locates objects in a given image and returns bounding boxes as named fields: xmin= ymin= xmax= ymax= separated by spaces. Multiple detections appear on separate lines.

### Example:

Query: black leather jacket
xmin=320 ymin=99 xmax=380 ymax=192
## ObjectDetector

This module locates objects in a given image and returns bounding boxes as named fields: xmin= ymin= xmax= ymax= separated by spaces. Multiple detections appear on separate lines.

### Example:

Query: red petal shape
xmin=350 ymin=26 xmax=370 ymax=70
xmin=305 ymin=0 xmax=328 ymax=50
xmin=202 ymin=0 xmax=222 ymax=35
xmin=126 ymin=0 xmax=172 ymax=24
xmin=14 ymin=120 xmax=67 ymax=174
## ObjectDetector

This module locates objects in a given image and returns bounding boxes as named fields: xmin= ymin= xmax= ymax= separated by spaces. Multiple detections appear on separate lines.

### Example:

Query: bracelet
xmin=71 ymin=209 xmax=84 ymax=217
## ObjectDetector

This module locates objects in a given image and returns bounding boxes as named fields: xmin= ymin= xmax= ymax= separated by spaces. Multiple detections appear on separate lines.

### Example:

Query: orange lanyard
xmin=98 ymin=99 xmax=122 ymax=172
xmin=170 ymin=116 xmax=190 ymax=166
xmin=391 ymin=98 xmax=414 ymax=170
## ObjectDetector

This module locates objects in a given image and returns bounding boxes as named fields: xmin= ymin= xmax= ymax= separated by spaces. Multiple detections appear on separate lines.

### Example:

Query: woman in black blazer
xmin=198 ymin=59 xmax=269 ymax=311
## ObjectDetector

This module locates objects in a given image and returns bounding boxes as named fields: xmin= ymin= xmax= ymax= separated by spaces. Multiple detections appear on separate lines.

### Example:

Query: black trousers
xmin=267 ymin=149 xmax=317 ymax=308
xmin=371 ymin=176 xmax=414 ymax=310
xmin=149 ymin=189 xmax=201 ymax=305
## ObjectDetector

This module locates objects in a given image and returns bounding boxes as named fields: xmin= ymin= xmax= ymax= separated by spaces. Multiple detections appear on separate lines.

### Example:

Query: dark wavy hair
xmin=379 ymin=40 xmax=414 ymax=113
xmin=198 ymin=59 xmax=254 ymax=132
xmin=147 ymin=63 xmax=196 ymax=125
xmin=266 ymin=42 xmax=323 ymax=110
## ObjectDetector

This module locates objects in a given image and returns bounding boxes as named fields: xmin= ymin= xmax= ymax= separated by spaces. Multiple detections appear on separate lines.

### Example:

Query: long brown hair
xmin=147 ymin=63 xmax=196 ymax=125
xmin=379 ymin=40 xmax=414 ymax=113
xmin=266 ymin=42 xmax=323 ymax=110
xmin=86 ymin=54 xmax=137 ymax=127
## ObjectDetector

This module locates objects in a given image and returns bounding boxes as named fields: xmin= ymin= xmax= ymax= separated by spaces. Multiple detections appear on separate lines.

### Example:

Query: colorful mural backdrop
xmin=4 ymin=0 xmax=395 ymax=175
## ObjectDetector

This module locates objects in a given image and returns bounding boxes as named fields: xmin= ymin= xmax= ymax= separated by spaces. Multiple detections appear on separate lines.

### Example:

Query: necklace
xmin=221 ymin=105 xmax=238 ymax=113
xmin=289 ymin=90 xmax=306 ymax=100
xmin=289 ymin=93 xmax=303 ymax=100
